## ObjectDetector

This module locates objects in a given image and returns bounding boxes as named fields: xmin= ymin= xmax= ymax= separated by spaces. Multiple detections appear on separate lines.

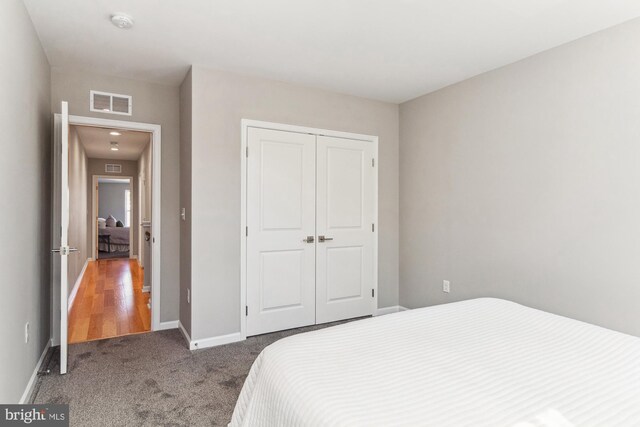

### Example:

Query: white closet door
xmin=316 ymin=136 xmax=375 ymax=324
xmin=246 ymin=127 xmax=317 ymax=336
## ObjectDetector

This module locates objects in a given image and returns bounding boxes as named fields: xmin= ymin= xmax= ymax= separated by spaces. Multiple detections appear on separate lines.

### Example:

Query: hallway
xmin=68 ymin=259 xmax=150 ymax=343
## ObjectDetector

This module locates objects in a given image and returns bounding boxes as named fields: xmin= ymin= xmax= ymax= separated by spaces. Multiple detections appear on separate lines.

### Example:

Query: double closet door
xmin=246 ymin=127 xmax=376 ymax=336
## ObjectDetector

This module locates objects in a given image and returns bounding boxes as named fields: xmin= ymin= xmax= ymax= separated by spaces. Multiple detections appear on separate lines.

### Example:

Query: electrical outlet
xmin=25 ymin=322 xmax=29 ymax=344
xmin=187 ymin=288 xmax=190 ymax=304
xmin=443 ymin=280 xmax=450 ymax=293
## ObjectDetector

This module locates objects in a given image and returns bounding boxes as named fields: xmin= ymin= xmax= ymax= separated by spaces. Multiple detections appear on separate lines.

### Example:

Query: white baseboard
xmin=178 ymin=320 xmax=244 ymax=352
xmin=374 ymin=305 xmax=409 ymax=316
xmin=189 ymin=332 xmax=244 ymax=351
xmin=178 ymin=321 xmax=191 ymax=347
xmin=142 ymin=286 xmax=151 ymax=293
xmin=68 ymin=258 xmax=90 ymax=313
xmin=156 ymin=320 xmax=178 ymax=331
xmin=19 ymin=339 xmax=51 ymax=404
xmin=130 ymin=254 xmax=138 ymax=260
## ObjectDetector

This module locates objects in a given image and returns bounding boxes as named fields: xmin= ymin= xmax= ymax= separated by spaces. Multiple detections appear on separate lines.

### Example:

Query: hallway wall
xmin=68 ymin=126 xmax=90 ymax=295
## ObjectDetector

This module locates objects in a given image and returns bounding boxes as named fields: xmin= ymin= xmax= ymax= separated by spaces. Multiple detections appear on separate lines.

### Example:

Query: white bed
xmin=230 ymin=298 xmax=640 ymax=427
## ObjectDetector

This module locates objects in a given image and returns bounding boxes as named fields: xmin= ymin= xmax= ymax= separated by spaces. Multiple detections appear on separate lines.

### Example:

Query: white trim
xmin=178 ymin=321 xmax=191 ymax=347
xmin=189 ymin=332 xmax=244 ymax=351
xmin=242 ymin=120 xmax=378 ymax=141
xmin=240 ymin=122 xmax=247 ymax=340
xmin=374 ymin=305 xmax=409 ymax=316
xmin=142 ymin=286 xmax=151 ymax=293
xmin=240 ymin=119 xmax=379 ymax=339
xmin=157 ymin=320 xmax=179 ymax=331
xmin=92 ymin=175 xmax=134 ymax=260
xmin=19 ymin=339 xmax=51 ymax=404
xmin=180 ymin=321 xmax=242 ymax=352
xmin=68 ymin=258 xmax=90 ymax=313
xmin=67 ymin=114 xmax=162 ymax=332
xmin=372 ymin=136 xmax=379 ymax=316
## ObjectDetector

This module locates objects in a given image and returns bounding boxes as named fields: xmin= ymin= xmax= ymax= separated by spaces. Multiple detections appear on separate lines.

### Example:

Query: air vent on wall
xmin=105 ymin=164 xmax=122 ymax=173
xmin=90 ymin=90 xmax=132 ymax=116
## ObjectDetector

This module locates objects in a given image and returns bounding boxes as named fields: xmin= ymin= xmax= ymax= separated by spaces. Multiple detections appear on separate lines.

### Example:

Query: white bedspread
xmin=230 ymin=298 xmax=640 ymax=427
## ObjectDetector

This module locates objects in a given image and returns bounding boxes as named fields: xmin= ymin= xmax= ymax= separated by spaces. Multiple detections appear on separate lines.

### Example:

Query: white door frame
xmin=240 ymin=119 xmax=379 ymax=340
xmin=58 ymin=114 xmax=162 ymax=332
xmin=91 ymin=175 xmax=134 ymax=260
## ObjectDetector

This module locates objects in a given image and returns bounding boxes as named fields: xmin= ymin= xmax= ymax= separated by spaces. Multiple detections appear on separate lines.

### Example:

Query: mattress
xmin=230 ymin=298 xmax=640 ymax=427
xmin=98 ymin=227 xmax=130 ymax=252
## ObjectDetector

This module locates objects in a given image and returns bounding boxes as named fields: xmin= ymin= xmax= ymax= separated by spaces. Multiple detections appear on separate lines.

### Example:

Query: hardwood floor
xmin=68 ymin=258 xmax=150 ymax=344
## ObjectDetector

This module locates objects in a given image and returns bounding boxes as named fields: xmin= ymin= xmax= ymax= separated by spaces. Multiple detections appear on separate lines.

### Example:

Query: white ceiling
xmin=74 ymin=125 xmax=150 ymax=161
xmin=24 ymin=0 xmax=640 ymax=103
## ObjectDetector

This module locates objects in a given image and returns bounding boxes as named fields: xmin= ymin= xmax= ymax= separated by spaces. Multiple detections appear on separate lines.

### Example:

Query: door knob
xmin=51 ymin=247 xmax=79 ymax=255
xmin=303 ymin=236 xmax=315 ymax=243
xmin=318 ymin=235 xmax=333 ymax=242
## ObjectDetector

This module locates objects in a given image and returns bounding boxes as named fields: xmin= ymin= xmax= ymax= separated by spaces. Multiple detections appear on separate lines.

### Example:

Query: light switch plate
xmin=443 ymin=280 xmax=450 ymax=293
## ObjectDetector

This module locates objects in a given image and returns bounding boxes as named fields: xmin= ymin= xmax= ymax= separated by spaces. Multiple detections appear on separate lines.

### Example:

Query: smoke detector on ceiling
xmin=111 ymin=14 xmax=134 ymax=29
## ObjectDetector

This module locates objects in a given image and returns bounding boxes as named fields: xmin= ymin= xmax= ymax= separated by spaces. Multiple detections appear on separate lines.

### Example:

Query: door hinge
xmin=245 ymin=226 xmax=248 ymax=237
xmin=372 ymin=158 xmax=375 ymax=167
xmin=372 ymin=223 xmax=375 ymax=232
xmin=246 ymin=147 xmax=248 ymax=157
xmin=245 ymin=306 xmax=248 ymax=316
xmin=372 ymin=289 xmax=375 ymax=298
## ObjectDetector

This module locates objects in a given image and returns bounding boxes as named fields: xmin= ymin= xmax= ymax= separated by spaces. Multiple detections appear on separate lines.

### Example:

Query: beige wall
xmin=0 ymin=0 xmax=51 ymax=403
xmin=179 ymin=69 xmax=192 ymax=334
xmin=87 ymin=159 xmax=139 ymax=256
xmin=399 ymin=18 xmax=640 ymax=336
xmin=186 ymin=66 xmax=399 ymax=340
xmin=138 ymin=143 xmax=152 ymax=221
xmin=68 ymin=126 xmax=89 ymax=294
xmin=52 ymin=68 xmax=180 ymax=323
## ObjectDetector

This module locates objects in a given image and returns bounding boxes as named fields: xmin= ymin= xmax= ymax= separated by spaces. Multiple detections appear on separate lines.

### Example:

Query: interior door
xmin=52 ymin=101 xmax=73 ymax=374
xmin=316 ymin=136 xmax=375 ymax=323
xmin=246 ymin=128 xmax=316 ymax=336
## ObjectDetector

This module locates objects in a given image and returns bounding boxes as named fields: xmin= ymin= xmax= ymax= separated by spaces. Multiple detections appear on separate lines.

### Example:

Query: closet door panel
xmin=246 ymin=128 xmax=316 ymax=336
xmin=316 ymin=136 xmax=375 ymax=323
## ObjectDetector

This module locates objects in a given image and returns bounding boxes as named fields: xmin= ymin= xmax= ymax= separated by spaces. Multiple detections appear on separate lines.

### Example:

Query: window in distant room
xmin=125 ymin=188 xmax=131 ymax=227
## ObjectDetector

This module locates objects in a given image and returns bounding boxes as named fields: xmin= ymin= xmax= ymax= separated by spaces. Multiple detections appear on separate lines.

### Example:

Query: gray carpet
xmin=32 ymin=321 xmax=355 ymax=427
